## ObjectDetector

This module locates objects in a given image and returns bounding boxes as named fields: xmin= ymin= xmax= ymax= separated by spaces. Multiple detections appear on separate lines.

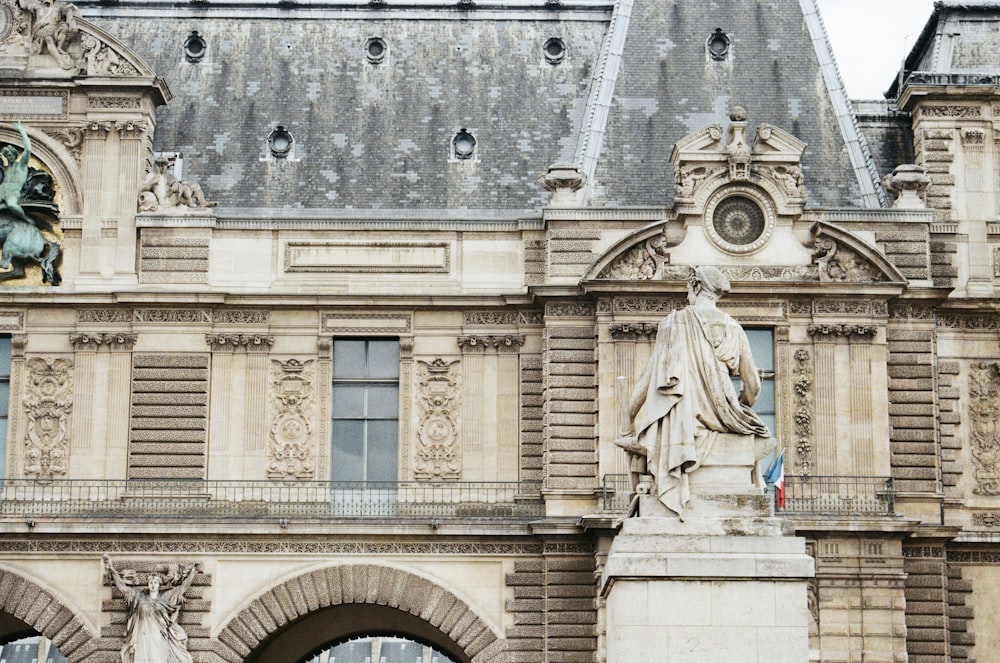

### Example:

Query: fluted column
xmin=79 ymin=122 xmax=111 ymax=277
xmin=115 ymin=121 xmax=147 ymax=281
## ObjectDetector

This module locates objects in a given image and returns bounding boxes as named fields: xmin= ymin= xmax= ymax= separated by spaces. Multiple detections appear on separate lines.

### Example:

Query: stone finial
xmin=540 ymin=162 xmax=587 ymax=207
xmin=725 ymin=109 xmax=751 ymax=180
xmin=882 ymin=164 xmax=930 ymax=210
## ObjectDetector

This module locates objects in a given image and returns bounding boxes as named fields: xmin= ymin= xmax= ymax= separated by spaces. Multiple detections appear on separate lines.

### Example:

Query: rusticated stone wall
xmin=904 ymin=545 xmax=951 ymax=663
xmin=503 ymin=546 xmax=598 ymax=663
xmin=885 ymin=312 xmax=939 ymax=494
xmin=129 ymin=353 xmax=210 ymax=479
xmin=542 ymin=307 xmax=598 ymax=497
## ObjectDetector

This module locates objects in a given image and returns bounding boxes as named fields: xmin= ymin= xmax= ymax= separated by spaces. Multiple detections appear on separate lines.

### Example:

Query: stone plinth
xmin=601 ymin=516 xmax=813 ymax=663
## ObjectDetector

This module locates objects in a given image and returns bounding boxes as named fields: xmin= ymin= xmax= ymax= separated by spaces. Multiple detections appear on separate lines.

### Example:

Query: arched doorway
xmin=0 ymin=633 xmax=68 ymax=663
xmin=0 ymin=569 xmax=95 ymax=663
xmin=218 ymin=564 xmax=505 ymax=663
xmin=300 ymin=634 xmax=457 ymax=663
xmin=246 ymin=603 xmax=469 ymax=663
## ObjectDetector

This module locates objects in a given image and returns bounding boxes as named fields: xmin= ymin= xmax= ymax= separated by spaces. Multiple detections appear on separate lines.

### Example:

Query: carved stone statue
xmin=103 ymin=554 xmax=199 ymax=663
xmin=19 ymin=0 xmax=80 ymax=69
xmin=617 ymin=266 xmax=770 ymax=518
xmin=0 ymin=121 xmax=62 ymax=284
xmin=138 ymin=157 xmax=214 ymax=212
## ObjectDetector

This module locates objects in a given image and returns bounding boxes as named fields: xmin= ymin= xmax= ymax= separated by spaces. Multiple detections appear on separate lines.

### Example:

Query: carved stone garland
xmin=23 ymin=357 xmax=73 ymax=479
xmin=268 ymin=359 xmax=315 ymax=479
xmin=969 ymin=362 xmax=1000 ymax=496
xmin=415 ymin=359 xmax=461 ymax=480
xmin=793 ymin=349 xmax=814 ymax=476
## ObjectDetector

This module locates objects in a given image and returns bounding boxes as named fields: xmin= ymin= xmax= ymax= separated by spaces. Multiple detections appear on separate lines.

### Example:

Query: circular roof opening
xmin=543 ymin=37 xmax=566 ymax=64
xmin=268 ymin=125 xmax=294 ymax=159
xmin=452 ymin=130 xmax=476 ymax=160
xmin=184 ymin=31 xmax=207 ymax=63
xmin=364 ymin=36 xmax=387 ymax=64
xmin=708 ymin=28 xmax=730 ymax=61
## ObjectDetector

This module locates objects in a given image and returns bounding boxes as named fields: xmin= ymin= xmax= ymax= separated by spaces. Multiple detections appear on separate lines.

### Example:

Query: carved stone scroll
xmin=23 ymin=357 xmax=72 ymax=479
xmin=415 ymin=359 xmax=462 ymax=480
xmin=813 ymin=237 xmax=883 ymax=283
xmin=969 ymin=362 xmax=1000 ymax=495
xmin=268 ymin=359 xmax=315 ymax=479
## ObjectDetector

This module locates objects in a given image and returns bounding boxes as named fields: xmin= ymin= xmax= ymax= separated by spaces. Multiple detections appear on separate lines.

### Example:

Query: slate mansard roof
xmin=84 ymin=0 xmax=885 ymax=214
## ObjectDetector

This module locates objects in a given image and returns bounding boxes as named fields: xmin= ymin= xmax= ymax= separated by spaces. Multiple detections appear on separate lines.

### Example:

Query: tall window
xmin=331 ymin=340 xmax=399 ymax=482
xmin=744 ymin=329 xmax=775 ymax=435
xmin=0 ymin=336 xmax=10 ymax=479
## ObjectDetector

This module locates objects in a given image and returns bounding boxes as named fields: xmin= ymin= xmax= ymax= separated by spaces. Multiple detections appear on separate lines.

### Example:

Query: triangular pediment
xmin=583 ymin=220 xmax=906 ymax=286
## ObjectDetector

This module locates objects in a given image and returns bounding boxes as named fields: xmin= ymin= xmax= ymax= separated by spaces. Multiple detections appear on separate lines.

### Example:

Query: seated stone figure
xmin=618 ymin=266 xmax=771 ymax=518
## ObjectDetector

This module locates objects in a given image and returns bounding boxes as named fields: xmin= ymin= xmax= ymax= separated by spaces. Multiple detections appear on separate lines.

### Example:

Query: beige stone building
xmin=0 ymin=0 xmax=998 ymax=661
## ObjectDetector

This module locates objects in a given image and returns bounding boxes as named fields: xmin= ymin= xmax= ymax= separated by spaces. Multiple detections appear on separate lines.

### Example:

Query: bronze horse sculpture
xmin=0 ymin=122 xmax=61 ymax=286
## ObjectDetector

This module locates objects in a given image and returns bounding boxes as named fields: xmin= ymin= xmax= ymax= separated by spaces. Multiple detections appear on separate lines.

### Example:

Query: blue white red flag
xmin=765 ymin=449 xmax=785 ymax=509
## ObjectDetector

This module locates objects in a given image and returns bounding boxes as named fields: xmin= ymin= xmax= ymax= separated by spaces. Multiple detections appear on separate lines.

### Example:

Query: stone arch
xmin=0 ymin=566 xmax=97 ymax=662
xmin=0 ymin=124 xmax=83 ymax=216
xmin=216 ymin=563 xmax=507 ymax=663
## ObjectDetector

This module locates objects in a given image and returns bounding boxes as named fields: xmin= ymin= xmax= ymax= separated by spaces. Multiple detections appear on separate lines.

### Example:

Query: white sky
xmin=816 ymin=0 xmax=937 ymax=99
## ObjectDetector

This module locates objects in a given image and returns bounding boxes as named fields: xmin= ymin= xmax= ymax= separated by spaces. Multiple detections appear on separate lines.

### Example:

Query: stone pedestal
xmin=601 ymin=515 xmax=813 ymax=663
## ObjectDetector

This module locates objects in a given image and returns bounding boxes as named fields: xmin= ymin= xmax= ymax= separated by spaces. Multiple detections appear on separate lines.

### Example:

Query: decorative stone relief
xmin=972 ymin=512 xmax=1000 ymax=528
xmin=415 ymin=359 xmax=461 ymax=480
xmin=134 ymin=309 xmax=211 ymax=324
xmin=41 ymin=126 xmax=83 ymax=165
xmin=793 ymin=349 xmax=814 ymax=476
xmin=994 ymin=247 xmax=1000 ymax=278
xmin=662 ymin=264 xmax=816 ymax=282
xmin=544 ymin=302 xmax=595 ymax=317
xmin=939 ymin=315 xmax=1000 ymax=330
xmin=969 ymin=362 xmax=1000 ymax=495
xmin=138 ymin=156 xmax=215 ymax=212
xmin=608 ymin=322 xmax=657 ymax=340
xmin=806 ymin=324 xmax=878 ymax=340
xmin=456 ymin=335 xmax=525 ymax=353
xmin=463 ymin=311 xmax=543 ymax=326
xmin=813 ymin=237 xmax=883 ymax=282
xmin=889 ymin=302 xmax=935 ymax=319
xmin=23 ymin=357 xmax=72 ymax=479
xmin=268 ymin=359 xmax=315 ymax=479
xmin=753 ymin=164 xmax=803 ymax=197
xmin=920 ymin=105 xmax=981 ymax=118
xmin=205 ymin=334 xmax=274 ymax=352
xmin=213 ymin=309 xmax=269 ymax=325
xmin=597 ymin=234 xmax=671 ymax=280
xmin=69 ymin=333 xmax=136 ymax=351
xmin=78 ymin=309 xmax=130 ymax=323
xmin=0 ymin=0 xmax=140 ymax=74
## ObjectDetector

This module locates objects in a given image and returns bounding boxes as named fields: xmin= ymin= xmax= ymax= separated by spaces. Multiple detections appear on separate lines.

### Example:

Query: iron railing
xmin=0 ymin=479 xmax=544 ymax=521
xmin=776 ymin=476 xmax=895 ymax=516
xmin=598 ymin=474 xmax=895 ymax=517
xmin=600 ymin=474 xmax=632 ymax=513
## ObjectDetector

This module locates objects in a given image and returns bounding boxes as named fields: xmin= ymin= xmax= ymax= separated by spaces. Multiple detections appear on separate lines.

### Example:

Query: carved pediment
xmin=669 ymin=108 xmax=807 ymax=213
xmin=0 ymin=0 xmax=157 ymax=81
xmin=585 ymin=221 xmax=906 ymax=286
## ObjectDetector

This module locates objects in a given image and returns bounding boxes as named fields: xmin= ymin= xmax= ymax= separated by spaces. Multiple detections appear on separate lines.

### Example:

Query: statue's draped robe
xmin=631 ymin=305 xmax=770 ymax=516
xmin=121 ymin=586 xmax=193 ymax=663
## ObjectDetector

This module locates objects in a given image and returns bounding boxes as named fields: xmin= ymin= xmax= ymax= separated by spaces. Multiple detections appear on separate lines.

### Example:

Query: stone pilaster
xmin=80 ymin=122 xmax=112 ymax=278
xmin=114 ymin=121 xmax=147 ymax=282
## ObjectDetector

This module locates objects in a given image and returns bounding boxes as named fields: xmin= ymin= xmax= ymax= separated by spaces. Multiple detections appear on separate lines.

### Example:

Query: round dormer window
xmin=704 ymin=188 xmax=775 ymax=255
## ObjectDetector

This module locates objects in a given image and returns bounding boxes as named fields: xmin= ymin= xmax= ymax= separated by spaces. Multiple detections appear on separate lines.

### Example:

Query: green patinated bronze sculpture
xmin=0 ymin=122 xmax=62 ymax=285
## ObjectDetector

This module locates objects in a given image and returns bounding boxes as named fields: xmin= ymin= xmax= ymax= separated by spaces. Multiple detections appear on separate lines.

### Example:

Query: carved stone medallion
xmin=415 ymin=359 xmax=461 ymax=480
xmin=23 ymin=357 xmax=73 ymax=479
xmin=268 ymin=359 xmax=315 ymax=479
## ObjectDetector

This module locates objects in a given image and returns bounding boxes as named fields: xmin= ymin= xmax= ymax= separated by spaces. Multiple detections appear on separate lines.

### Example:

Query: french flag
xmin=765 ymin=449 xmax=785 ymax=509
